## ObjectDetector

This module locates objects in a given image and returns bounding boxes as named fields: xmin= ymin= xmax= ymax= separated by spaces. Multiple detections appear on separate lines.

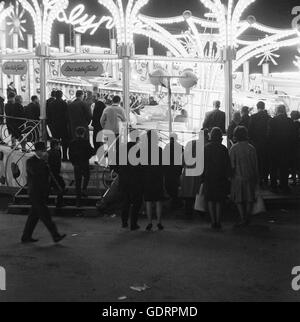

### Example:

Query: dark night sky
xmin=8 ymin=0 xmax=300 ymax=73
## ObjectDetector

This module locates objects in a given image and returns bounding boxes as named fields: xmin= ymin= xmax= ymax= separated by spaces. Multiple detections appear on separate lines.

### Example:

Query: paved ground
xmin=0 ymin=199 xmax=300 ymax=302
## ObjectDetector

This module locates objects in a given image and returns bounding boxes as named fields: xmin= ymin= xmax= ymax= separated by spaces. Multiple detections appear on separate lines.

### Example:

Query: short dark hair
xmin=241 ymin=106 xmax=249 ymax=115
xmin=51 ymin=90 xmax=56 ymax=98
xmin=55 ymin=90 xmax=63 ymax=100
xmin=112 ymin=95 xmax=121 ymax=104
xmin=210 ymin=127 xmax=223 ymax=142
xmin=257 ymin=101 xmax=265 ymax=110
xmin=31 ymin=95 xmax=38 ymax=102
xmin=276 ymin=104 xmax=287 ymax=116
xmin=214 ymin=100 xmax=221 ymax=109
xmin=50 ymin=139 xmax=60 ymax=149
xmin=8 ymin=92 xmax=16 ymax=100
xmin=76 ymin=90 xmax=84 ymax=98
xmin=34 ymin=141 xmax=46 ymax=152
xmin=291 ymin=110 xmax=300 ymax=121
xmin=234 ymin=126 xmax=249 ymax=142
xmin=75 ymin=127 xmax=86 ymax=138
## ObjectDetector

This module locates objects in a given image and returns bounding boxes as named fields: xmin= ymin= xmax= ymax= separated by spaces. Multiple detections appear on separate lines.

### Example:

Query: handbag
xmin=194 ymin=184 xmax=207 ymax=212
xmin=252 ymin=194 xmax=266 ymax=215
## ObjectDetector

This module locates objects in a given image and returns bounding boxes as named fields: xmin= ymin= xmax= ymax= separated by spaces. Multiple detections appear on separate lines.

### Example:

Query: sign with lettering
xmin=57 ymin=4 xmax=115 ymax=35
xmin=3 ymin=61 xmax=28 ymax=75
xmin=61 ymin=62 xmax=104 ymax=77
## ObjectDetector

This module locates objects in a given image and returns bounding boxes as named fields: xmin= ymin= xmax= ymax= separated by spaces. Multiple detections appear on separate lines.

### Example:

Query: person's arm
xmin=68 ymin=143 xmax=75 ymax=164
xmin=222 ymin=112 xmax=226 ymax=134
xmin=26 ymin=159 xmax=35 ymax=176
xmin=100 ymin=110 xmax=107 ymax=128
xmin=202 ymin=113 xmax=209 ymax=130
xmin=229 ymin=147 xmax=236 ymax=175
xmin=225 ymin=148 xmax=233 ymax=179
xmin=119 ymin=108 xmax=126 ymax=122
xmin=84 ymin=102 xmax=92 ymax=124
xmin=88 ymin=142 xmax=95 ymax=158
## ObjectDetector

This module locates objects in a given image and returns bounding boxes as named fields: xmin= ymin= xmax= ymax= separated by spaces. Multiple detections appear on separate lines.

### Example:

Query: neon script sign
xmin=57 ymin=4 xmax=115 ymax=35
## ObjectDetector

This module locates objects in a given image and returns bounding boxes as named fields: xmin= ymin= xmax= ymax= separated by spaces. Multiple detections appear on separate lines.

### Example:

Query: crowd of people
xmin=1 ymin=85 xmax=300 ymax=242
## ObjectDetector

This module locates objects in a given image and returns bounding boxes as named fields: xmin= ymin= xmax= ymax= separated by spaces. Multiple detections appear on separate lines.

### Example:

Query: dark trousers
xmin=255 ymin=143 xmax=270 ymax=184
xmin=165 ymin=171 xmax=181 ymax=200
xmin=22 ymin=196 xmax=59 ymax=240
xmin=50 ymin=133 xmax=70 ymax=160
xmin=121 ymin=190 xmax=143 ymax=228
xmin=51 ymin=173 xmax=66 ymax=206
xmin=51 ymin=173 xmax=66 ymax=192
xmin=93 ymin=129 xmax=104 ymax=154
xmin=74 ymin=164 xmax=90 ymax=198
xmin=270 ymin=152 xmax=290 ymax=190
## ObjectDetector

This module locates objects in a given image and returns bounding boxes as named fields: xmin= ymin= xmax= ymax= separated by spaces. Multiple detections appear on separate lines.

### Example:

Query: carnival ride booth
xmin=1 ymin=0 xmax=300 ymax=193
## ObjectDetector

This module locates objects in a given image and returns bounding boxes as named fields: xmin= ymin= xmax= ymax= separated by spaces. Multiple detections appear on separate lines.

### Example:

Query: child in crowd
xmin=69 ymin=127 xmax=95 ymax=207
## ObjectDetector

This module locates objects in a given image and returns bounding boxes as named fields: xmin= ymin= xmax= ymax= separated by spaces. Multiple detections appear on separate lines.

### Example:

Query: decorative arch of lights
xmin=0 ymin=0 xmax=299 ymax=70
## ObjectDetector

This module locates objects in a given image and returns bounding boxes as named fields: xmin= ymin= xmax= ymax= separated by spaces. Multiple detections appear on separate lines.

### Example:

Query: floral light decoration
xmin=7 ymin=1 xmax=27 ymax=41
xmin=18 ymin=0 xmax=69 ymax=45
xmin=97 ymin=0 xmax=150 ymax=45
xmin=256 ymin=47 xmax=280 ymax=66
xmin=0 ymin=1 xmax=14 ymax=26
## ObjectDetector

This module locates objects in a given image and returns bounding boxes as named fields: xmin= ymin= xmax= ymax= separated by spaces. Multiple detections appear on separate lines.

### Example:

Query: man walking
xmin=22 ymin=142 xmax=66 ymax=244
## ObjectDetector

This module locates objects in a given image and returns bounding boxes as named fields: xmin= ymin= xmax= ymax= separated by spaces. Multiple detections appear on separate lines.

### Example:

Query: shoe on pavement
xmin=54 ymin=234 xmax=67 ymax=243
xmin=21 ymin=238 xmax=39 ymax=244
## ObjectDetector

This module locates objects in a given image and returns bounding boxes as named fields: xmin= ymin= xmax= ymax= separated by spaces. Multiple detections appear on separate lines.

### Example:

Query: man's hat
xmin=34 ymin=142 xmax=47 ymax=152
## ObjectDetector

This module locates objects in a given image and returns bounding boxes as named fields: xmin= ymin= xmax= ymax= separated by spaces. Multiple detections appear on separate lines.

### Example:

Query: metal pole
xmin=40 ymin=56 xmax=47 ymax=142
xmin=224 ymin=13 xmax=233 ymax=132
xmin=120 ymin=45 xmax=131 ymax=141
xmin=167 ymin=78 xmax=173 ymax=134
xmin=224 ymin=46 xmax=233 ymax=130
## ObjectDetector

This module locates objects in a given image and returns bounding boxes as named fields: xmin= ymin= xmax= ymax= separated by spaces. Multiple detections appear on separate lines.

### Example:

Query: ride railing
xmin=0 ymin=115 xmax=42 ymax=189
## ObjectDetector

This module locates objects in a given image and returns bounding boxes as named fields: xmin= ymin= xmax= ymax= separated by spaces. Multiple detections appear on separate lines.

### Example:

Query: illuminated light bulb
xmin=179 ymin=69 xmax=198 ymax=94
xmin=149 ymin=68 xmax=168 ymax=91
xmin=183 ymin=10 xmax=192 ymax=20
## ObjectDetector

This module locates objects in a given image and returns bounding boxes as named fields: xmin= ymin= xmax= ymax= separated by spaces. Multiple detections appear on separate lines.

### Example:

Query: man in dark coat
xmin=69 ymin=127 xmax=95 ymax=207
xmin=6 ymin=82 xmax=17 ymax=98
xmin=68 ymin=90 xmax=92 ymax=140
xmin=92 ymin=94 xmax=106 ymax=153
xmin=25 ymin=96 xmax=40 ymax=143
xmin=118 ymin=139 xmax=143 ymax=230
xmin=248 ymin=101 xmax=271 ymax=186
xmin=21 ymin=142 xmax=66 ymax=244
xmin=268 ymin=105 xmax=297 ymax=193
xmin=202 ymin=101 xmax=226 ymax=134
xmin=5 ymin=93 xmax=23 ymax=147
xmin=25 ymin=95 xmax=40 ymax=120
xmin=46 ymin=90 xmax=56 ymax=116
xmin=47 ymin=90 xmax=70 ymax=161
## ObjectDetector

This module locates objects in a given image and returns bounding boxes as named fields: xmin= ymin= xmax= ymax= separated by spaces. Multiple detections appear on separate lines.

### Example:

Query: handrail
xmin=0 ymin=115 xmax=41 ymax=124
xmin=3 ymin=120 xmax=42 ymax=188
